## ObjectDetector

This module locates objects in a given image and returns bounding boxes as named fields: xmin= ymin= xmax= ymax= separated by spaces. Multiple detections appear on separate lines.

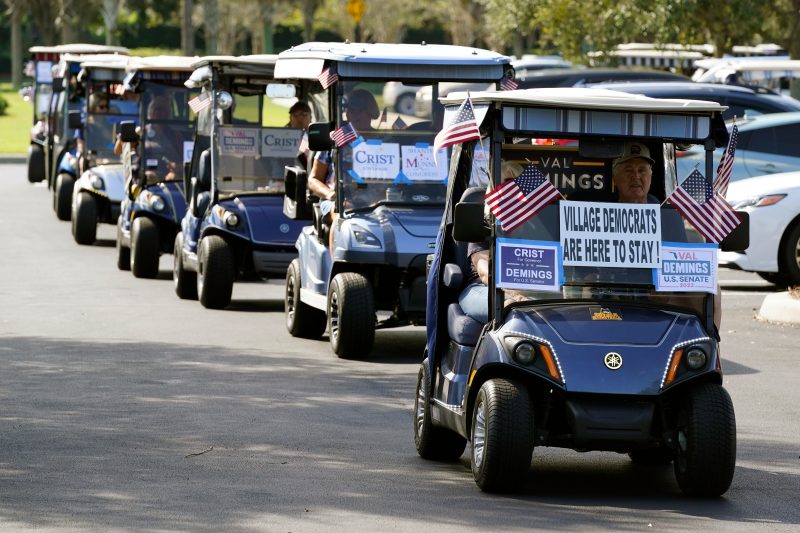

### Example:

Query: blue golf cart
xmin=415 ymin=88 xmax=749 ymax=496
xmin=69 ymin=55 xmax=139 ymax=244
xmin=115 ymin=55 xmax=199 ymax=277
xmin=173 ymin=55 xmax=307 ymax=308
xmin=278 ymin=42 xmax=512 ymax=358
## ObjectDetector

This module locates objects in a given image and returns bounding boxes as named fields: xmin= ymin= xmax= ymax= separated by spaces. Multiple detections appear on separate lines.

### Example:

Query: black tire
xmin=116 ymin=215 xmax=131 ymax=271
xmin=414 ymin=361 xmax=467 ymax=461
xmin=394 ymin=93 xmax=415 ymax=116
xmin=756 ymin=271 xmax=790 ymax=287
xmin=54 ymin=173 xmax=75 ymax=221
xmin=778 ymin=223 xmax=800 ymax=285
xmin=173 ymin=232 xmax=197 ymax=300
xmin=197 ymin=235 xmax=234 ymax=309
xmin=131 ymin=217 xmax=160 ymax=279
xmin=72 ymin=191 xmax=97 ymax=245
xmin=471 ymin=379 xmax=534 ymax=493
xmin=327 ymin=272 xmax=375 ymax=358
xmin=629 ymin=447 xmax=673 ymax=465
xmin=27 ymin=144 xmax=45 ymax=183
xmin=285 ymin=259 xmax=327 ymax=338
xmin=673 ymin=383 xmax=736 ymax=497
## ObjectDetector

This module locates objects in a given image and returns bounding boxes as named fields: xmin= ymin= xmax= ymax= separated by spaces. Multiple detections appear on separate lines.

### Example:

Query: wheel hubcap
xmin=415 ymin=379 xmax=426 ymax=437
xmin=287 ymin=275 xmax=296 ymax=323
xmin=329 ymin=291 xmax=339 ymax=343
xmin=793 ymin=237 xmax=800 ymax=271
xmin=473 ymin=400 xmax=486 ymax=469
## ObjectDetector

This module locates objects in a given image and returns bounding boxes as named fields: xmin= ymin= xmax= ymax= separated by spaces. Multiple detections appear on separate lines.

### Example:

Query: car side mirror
xmin=307 ymin=122 xmax=333 ymax=152
xmin=119 ymin=121 xmax=138 ymax=143
xmin=453 ymin=202 xmax=490 ymax=243
xmin=68 ymin=110 xmax=83 ymax=130
xmin=720 ymin=211 xmax=749 ymax=252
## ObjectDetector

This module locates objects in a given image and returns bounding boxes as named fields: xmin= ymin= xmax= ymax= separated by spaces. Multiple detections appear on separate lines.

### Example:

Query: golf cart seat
xmin=445 ymin=186 xmax=487 ymax=346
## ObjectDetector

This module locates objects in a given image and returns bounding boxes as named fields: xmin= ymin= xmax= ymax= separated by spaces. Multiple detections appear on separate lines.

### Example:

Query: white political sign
xmin=401 ymin=144 xmax=447 ymax=181
xmin=352 ymin=140 xmax=400 ymax=180
xmin=261 ymin=128 xmax=303 ymax=158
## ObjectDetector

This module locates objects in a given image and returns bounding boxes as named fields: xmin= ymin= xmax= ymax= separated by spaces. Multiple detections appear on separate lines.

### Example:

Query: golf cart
xmin=278 ymin=41 xmax=512 ymax=358
xmin=115 ymin=55 xmax=198 ymax=277
xmin=25 ymin=44 xmax=128 ymax=187
xmin=415 ymin=88 xmax=749 ymax=496
xmin=70 ymin=55 xmax=139 ymax=244
xmin=173 ymin=55 xmax=308 ymax=308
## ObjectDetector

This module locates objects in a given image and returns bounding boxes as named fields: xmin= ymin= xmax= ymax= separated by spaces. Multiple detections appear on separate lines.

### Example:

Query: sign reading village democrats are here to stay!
xmin=560 ymin=201 xmax=661 ymax=268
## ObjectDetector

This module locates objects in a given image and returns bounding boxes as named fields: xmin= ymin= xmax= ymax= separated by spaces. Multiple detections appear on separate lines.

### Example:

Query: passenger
xmin=307 ymin=89 xmax=380 ymax=256
xmin=287 ymin=101 xmax=312 ymax=129
xmin=76 ymin=93 xmax=110 ymax=173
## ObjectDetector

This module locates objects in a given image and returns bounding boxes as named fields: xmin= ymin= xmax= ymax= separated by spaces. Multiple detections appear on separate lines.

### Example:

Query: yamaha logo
xmin=280 ymin=223 xmax=290 ymax=234
xmin=604 ymin=352 xmax=623 ymax=370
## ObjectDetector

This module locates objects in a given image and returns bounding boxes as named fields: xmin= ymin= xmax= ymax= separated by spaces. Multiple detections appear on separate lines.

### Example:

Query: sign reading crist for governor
xmin=560 ymin=200 xmax=661 ymax=268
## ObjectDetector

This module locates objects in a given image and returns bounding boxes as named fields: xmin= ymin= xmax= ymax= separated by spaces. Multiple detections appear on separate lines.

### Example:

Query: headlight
xmin=731 ymin=194 xmax=786 ymax=209
xmin=513 ymin=341 xmax=536 ymax=365
xmin=351 ymin=224 xmax=381 ymax=247
xmin=684 ymin=347 xmax=707 ymax=370
xmin=223 ymin=212 xmax=239 ymax=228
xmin=89 ymin=174 xmax=104 ymax=190
xmin=150 ymin=196 xmax=166 ymax=212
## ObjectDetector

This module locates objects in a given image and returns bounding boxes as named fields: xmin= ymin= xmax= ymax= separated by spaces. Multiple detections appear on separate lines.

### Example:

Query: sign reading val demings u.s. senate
xmin=560 ymin=200 xmax=661 ymax=268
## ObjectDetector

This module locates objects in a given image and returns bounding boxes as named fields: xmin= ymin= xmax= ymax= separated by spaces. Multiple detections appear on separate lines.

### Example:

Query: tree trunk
xmin=261 ymin=2 xmax=274 ymax=54
xmin=182 ymin=0 xmax=194 ymax=55
xmin=10 ymin=1 xmax=23 ymax=88
xmin=205 ymin=0 xmax=218 ymax=54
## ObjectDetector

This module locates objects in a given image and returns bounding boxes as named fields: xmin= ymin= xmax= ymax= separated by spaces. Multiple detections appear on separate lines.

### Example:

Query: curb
xmin=0 ymin=154 xmax=26 ymax=164
xmin=757 ymin=291 xmax=800 ymax=325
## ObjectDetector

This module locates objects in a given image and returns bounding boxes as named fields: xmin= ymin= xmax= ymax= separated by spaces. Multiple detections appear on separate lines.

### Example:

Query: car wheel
xmin=131 ymin=217 xmax=160 ymax=279
xmin=394 ymin=93 xmax=415 ymax=116
xmin=414 ymin=361 xmax=467 ymax=461
xmin=327 ymin=272 xmax=375 ymax=358
xmin=673 ymin=382 xmax=736 ymax=497
xmin=778 ymin=223 xmax=800 ymax=285
xmin=197 ymin=235 xmax=234 ymax=309
xmin=756 ymin=271 xmax=789 ymax=287
xmin=54 ymin=173 xmax=75 ymax=221
xmin=27 ymin=144 xmax=45 ymax=183
xmin=116 ymin=215 xmax=131 ymax=271
xmin=629 ymin=447 xmax=673 ymax=465
xmin=471 ymin=378 xmax=534 ymax=493
xmin=173 ymin=232 xmax=197 ymax=300
xmin=72 ymin=191 xmax=97 ymax=245
xmin=285 ymin=259 xmax=326 ymax=338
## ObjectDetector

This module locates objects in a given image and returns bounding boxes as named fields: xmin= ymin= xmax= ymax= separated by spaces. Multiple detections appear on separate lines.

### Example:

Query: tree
xmin=101 ymin=0 xmax=121 ymax=45
xmin=4 ymin=0 xmax=24 ymax=86
xmin=181 ymin=0 xmax=194 ymax=55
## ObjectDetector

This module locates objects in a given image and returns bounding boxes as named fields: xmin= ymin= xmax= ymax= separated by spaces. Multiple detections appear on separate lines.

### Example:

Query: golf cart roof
xmin=693 ymin=58 xmax=800 ymax=82
xmin=29 ymin=43 xmax=129 ymax=56
xmin=190 ymin=55 xmax=278 ymax=72
xmin=275 ymin=41 xmax=510 ymax=81
xmin=127 ymin=55 xmax=199 ymax=73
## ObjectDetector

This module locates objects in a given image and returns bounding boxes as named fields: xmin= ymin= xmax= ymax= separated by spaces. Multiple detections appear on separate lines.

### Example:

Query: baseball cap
xmin=613 ymin=142 xmax=654 ymax=168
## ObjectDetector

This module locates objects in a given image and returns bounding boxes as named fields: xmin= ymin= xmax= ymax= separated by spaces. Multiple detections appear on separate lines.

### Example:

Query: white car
xmin=382 ymin=82 xmax=422 ymax=115
xmin=723 ymin=171 xmax=800 ymax=285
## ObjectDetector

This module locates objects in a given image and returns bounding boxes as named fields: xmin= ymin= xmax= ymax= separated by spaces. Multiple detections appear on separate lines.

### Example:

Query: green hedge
xmin=0 ymin=93 xmax=8 ymax=115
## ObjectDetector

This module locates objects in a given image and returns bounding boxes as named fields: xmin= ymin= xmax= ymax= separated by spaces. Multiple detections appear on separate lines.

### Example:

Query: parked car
xmin=590 ymin=81 xmax=800 ymax=121
xmin=511 ymin=54 xmax=572 ymax=77
xmin=677 ymin=112 xmax=800 ymax=184
xmin=722 ymin=171 xmax=800 ymax=285
xmin=382 ymin=82 xmax=422 ymax=115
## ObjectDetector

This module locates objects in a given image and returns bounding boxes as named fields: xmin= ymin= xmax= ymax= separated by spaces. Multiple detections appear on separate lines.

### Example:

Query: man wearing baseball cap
xmin=611 ymin=142 xmax=656 ymax=204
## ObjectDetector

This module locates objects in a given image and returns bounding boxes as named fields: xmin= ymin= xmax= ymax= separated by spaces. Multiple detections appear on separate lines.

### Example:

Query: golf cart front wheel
xmin=471 ymin=378 xmax=534 ymax=493
xmin=173 ymin=232 xmax=197 ymax=300
xmin=673 ymin=382 xmax=736 ymax=497
xmin=285 ymin=259 xmax=326 ymax=338
xmin=197 ymin=235 xmax=234 ymax=309
xmin=327 ymin=272 xmax=375 ymax=358
xmin=54 ymin=173 xmax=75 ymax=221
xmin=72 ymin=191 xmax=97 ymax=245
xmin=131 ymin=217 xmax=160 ymax=279
xmin=116 ymin=215 xmax=131 ymax=271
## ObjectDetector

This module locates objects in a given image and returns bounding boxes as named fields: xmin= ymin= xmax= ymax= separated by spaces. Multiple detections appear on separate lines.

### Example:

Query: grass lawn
xmin=0 ymin=83 xmax=31 ymax=154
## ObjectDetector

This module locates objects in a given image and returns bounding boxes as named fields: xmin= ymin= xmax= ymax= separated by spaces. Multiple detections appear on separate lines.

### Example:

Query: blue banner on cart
xmin=654 ymin=242 xmax=718 ymax=294
xmin=496 ymin=238 xmax=562 ymax=291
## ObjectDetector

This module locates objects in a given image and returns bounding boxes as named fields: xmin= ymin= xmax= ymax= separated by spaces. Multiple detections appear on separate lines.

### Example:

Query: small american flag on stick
xmin=485 ymin=163 xmax=561 ymax=232
xmin=668 ymin=169 xmax=741 ymax=243
xmin=318 ymin=67 xmax=338 ymax=89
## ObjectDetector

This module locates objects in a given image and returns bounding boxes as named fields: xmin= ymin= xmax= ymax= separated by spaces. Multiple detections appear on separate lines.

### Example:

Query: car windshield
xmin=335 ymin=81 xmax=447 ymax=212
xmin=490 ymin=139 xmax=713 ymax=317
xmin=140 ymin=84 xmax=196 ymax=182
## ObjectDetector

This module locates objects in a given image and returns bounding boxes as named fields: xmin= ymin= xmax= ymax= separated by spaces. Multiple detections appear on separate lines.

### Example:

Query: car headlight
xmin=513 ymin=341 xmax=536 ymax=365
xmin=684 ymin=346 xmax=707 ymax=370
xmin=214 ymin=205 xmax=239 ymax=228
xmin=351 ymin=224 xmax=381 ymax=247
xmin=731 ymin=194 xmax=786 ymax=209
xmin=501 ymin=335 xmax=562 ymax=382
xmin=89 ymin=174 xmax=104 ymax=190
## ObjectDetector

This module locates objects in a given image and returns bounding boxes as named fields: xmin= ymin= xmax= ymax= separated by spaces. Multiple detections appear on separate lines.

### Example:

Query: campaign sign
xmin=401 ymin=144 xmax=447 ymax=181
xmin=469 ymin=142 xmax=489 ymax=187
xmin=560 ymin=201 xmax=661 ymax=268
xmin=261 ymin=128 xmax=303 ymax=158
xmin=655 ymin=242 xmax=718 ymax=293
xmin=496 ymin=238 xmax=562 ymax=292
xmin=220 ymin=127 xmax=259 ymax=156
xmin=183 ymin=141 xmax=194 ymax=164
xmin=36 ymin=61 xmax=53 ymax=83
xmin=352 ymin=139 xmax=400 ymax=180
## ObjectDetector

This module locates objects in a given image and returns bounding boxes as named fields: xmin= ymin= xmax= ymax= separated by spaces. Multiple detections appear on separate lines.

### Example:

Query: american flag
xmin=668 ymin=169 xmax=741 ymax=243
xmin=298 ymin=131 xmax=309 ymax=156
xmin=379 ymin=106 xmax=388 ymax=125
xmin=500 ymin=74 xmax=519 ymax=91
xmin=713 ymin=123 xmax=738 ymax=197
xmin=391 ymin=116 xmax=407 ymax=130
xmin=433 ymin=96 xmax=481 ymax=164
xmin=318 ymin=67 xmax=338 ymax=89
xmin=330 ymin=122 xmax=358 ymax=147
xmin=485 ymin=163 xmax=561 ymax=232
xmin=188 ymin=92 xmax=211 ymax=113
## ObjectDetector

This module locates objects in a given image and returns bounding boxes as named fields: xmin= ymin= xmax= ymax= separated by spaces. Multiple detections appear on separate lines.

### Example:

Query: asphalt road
xmin=1 ymin=163 xmax=798 ymax=532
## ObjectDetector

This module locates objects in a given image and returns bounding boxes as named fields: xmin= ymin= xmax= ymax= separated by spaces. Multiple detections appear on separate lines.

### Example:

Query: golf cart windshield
xmin=139 ymin=84 xmax=196 ymax=182
xmin=85 ymin=83 xmax=138 ymax=163
xmin=335 ymin=81 xmax=447 ymax=212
